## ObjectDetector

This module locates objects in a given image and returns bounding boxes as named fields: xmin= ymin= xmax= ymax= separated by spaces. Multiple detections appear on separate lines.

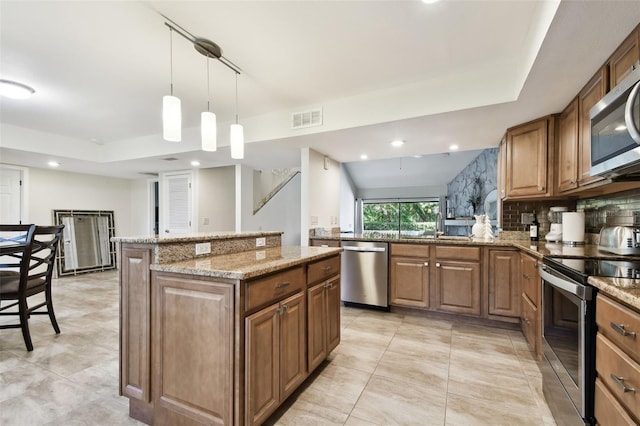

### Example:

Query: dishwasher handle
xmin=342 ymin=246 xmax=386 ymax=253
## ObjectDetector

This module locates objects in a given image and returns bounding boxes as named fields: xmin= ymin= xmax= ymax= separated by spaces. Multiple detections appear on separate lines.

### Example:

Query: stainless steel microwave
xmin=590 ymin=64 xmax=640 ymax=179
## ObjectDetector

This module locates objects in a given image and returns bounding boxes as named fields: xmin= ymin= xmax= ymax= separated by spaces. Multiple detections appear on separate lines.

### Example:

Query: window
xmin=362 ymin=200 xmax=440 ymax=237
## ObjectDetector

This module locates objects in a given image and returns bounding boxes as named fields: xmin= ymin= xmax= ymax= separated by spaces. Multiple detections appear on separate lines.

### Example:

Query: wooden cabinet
xmin=308 ymin=275 xmax=340 ymax=372
xmin=503 ymin=116 xmax=556 ymax=199
xmin=557 ymin=96 xmax=580 ymax=193
xmin=309 ymin=238 xmax=340 ymax=248
xmin=609 ymin=26 xmax=640 ymax=89
xmin=152 ymin=273 xmax=235 ymax=426
xmin=246 ymin=291 xmax=306 ymax=426
xmin=119 ymin=244 xmax=153 ymax=408
xmin=595 ymin=294 xmax=640 ymax=425
xmin=520 ymin=253 xmax=541 ymax=359
xmin=307 ymin=255 xmax=341 ymax=373
xmin=389 ymin=244 xmax=430 ymax=308
xmin=578 ymin=67 xmax=607 ymax=188
xmin=487 ymin=249 xmax=520 ymax=319
xmin=434 ymin=246 xmax=481 ymax=316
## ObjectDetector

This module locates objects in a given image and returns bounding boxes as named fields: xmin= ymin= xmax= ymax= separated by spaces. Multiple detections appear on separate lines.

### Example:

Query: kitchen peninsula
xmin=113 ymin=231 xmax=342 ymax=425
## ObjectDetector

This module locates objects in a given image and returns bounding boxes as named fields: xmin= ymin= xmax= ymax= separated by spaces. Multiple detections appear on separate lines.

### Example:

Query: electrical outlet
xmin=195 ymin=242 xmax=211 ymax=255
xmin=203 ymin=217 xmax=209 ymax=225
xmin=256 ymin=237 xmax=266 ymax=247
xmin=521 ymin=213 xmax=534 ymax=225
xmin=256 ymin=250 xmax=266 ymax=260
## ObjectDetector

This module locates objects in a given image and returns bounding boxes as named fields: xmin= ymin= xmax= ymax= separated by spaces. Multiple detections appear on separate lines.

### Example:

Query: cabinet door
xmin=506 ymin=118 xmax=550 ymax=198
xmin=246 ymin=303 xmax=280 ymax=426
xmin=521 ymin=253 xmax=540 ymax=306
xmin=435 ymin=260 xmax=481 ymax=316
xmin=307 ymin=282 xmax=327 ymax=373
xmin=578 ymin=66 xmax=607 ymax=187
xmin=488 ymin=250 xmax=521 ymax=318
xmin=498 ymin=135 xmax=507 ymax=200
xmin=390 ymin=256 xmax=429 ymax=308
xmin=153 ymin=273 xmax=234 ymax=426
xmin=557 ymin=97 xmax=579 ymax=193
xmin=521 ymin=293 xmax=538 ymax=356
xmin=280 ymin=292 xmax=306 ymax=401
xmin=120 ymin=245 xmax=153 ymax=402
xmin=326 ymin=276 xmax=341 ymax=353
xmin=609 ymin=27 xmax=640 ymax=88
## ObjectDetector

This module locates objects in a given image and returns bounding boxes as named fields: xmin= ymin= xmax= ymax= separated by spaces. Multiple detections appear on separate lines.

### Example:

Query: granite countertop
xmin=112 ymin=230 xmax=283 ymax=244
xmin=150 ymin=246 xmax=342 ymax=280
xmin=589 ymin=276 xmax=640 ymax=310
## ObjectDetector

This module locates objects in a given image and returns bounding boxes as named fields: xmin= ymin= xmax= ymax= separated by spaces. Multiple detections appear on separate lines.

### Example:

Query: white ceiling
xmin=1 ymin=1 xmax=639 ymax=186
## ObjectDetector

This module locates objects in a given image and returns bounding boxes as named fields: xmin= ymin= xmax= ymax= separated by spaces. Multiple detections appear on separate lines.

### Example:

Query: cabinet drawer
xmin=246 ymin=267 xmax=305 ymax=312
xmin=595 ymin=377 xmax=637 ymax=426
xmin=597 ymin=295 xmax=640 ymax=360
xmin=434 ymin=245 xmax=480 ymax=261
xmin=521 ymin=293 xmax=538 ymax=355
xmin=596 ymin=332 xmax=640 ymax=417
xmin=390 ymin=243 xmax=429 ymax=258
xmin=310 ymin=239 xmax=340 ymax=248
xmin=307 ymin=255 xmax=340 ymax=284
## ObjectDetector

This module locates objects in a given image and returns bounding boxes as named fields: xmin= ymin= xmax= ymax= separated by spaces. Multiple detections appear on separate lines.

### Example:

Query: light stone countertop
xmin=589 ymin=276 xmax=640 ymax=310
xmin=150 ymin=246 xmax=342 ymax=280
xmin=112 ymin=230 xmax=283 ymax=244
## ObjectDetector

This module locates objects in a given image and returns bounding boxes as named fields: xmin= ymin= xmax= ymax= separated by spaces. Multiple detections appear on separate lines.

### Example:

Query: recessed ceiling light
xmin=413 ymin=155 xmax=423 ymax=159
xmin=190 ymin=160 xmax=201 ymax=166
xmin=360 ymin=154 xmax=368 ymax=160
xmin=391 ymin=140 xmax=405 ymax=147
xmin=48 ymin=161 xmax=60 ymax=168
xmin=421 ymin=0 xmax=441 ymax=4
xmin=615 ymin=125 xmax=627 ymax=131
xmin=449 ymin=144 xmax=459 ymax=151
xmin=0 ymin=79 xmax=35 ymax=99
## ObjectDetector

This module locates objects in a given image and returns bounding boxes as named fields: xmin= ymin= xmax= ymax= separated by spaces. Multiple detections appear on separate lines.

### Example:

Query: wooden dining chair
xmin=0 ymin=224 xmax=64 ymax=351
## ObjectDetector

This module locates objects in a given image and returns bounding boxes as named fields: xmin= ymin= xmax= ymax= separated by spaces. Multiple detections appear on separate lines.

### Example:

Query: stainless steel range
xmin=539 ymin=256 xmax=640 ymax=426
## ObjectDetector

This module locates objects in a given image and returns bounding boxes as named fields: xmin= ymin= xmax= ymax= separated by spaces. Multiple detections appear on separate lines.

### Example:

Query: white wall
xmin=240 ymin=165 xmax=301 ymax=246
xmin=357 ymin=185 xmax=447 ymax=200
xmin=307 ymin=149 xmax=341 ymax=229
xmin=129 ymin=178 xmax=153 ymax=234
xmin=197 ymin=166 xmax=235 ymax=232
xmin=340 ymin=164 xmax=356 ymax=232
xmin=26 ymin=167 xmax=136 ymax=236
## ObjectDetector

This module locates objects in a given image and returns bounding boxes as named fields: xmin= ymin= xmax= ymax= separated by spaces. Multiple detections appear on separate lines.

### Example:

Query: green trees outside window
xmin=362 ymin=201 xmax=440 ymax=236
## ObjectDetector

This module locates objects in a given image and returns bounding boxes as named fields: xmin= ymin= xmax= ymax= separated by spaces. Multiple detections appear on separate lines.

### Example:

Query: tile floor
xmin=0 ymin=271 xmax=556 ymax=425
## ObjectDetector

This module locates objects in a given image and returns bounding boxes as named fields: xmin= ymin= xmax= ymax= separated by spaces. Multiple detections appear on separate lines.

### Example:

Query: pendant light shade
xmin=163 ymin=95 xmax=181 ymax=142
xmin=201 ymin=111 xmax=217 ymax=151
xmin=230 ymin=123 xmax=244 ymax=159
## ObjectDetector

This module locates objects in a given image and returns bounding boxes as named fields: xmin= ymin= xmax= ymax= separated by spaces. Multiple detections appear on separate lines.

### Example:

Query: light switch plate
xmin=521 ymin=213 xmax=534 ymax=225
xmin=195 ymin=242 xmax=211 ymax=255
xmin=256 ymin=237 xmax=266 ymax=247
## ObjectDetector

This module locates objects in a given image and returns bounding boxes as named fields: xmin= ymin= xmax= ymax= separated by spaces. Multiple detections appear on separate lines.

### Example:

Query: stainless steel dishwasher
xmin=340 ymin=240 xmax=389 ymax=309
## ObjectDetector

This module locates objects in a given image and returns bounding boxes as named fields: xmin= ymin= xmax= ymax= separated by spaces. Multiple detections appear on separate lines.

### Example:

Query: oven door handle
xmin=539 ymin=264 xmax=589 ymax=299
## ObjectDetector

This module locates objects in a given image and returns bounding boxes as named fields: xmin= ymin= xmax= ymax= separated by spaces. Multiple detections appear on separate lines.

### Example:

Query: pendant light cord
xmin=235 ymin=72 xmax=239 ymax=124
xmin=206 ymin=57 xmax=211 ymax=112
xmin=169 ymin=28 xmax=174 ymax=96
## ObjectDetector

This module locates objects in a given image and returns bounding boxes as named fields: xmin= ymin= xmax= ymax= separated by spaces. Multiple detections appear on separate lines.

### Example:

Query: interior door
xmin=162 ymin=172 xmax=193 ymax=235
xmin=0 ymin=167 xmax=22 ymax=224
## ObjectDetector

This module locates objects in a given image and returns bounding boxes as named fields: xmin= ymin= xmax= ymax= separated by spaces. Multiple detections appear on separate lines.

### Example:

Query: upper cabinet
xmin=557 ymin=97 xmax=580 ymax=193
xmin=502 ymin=115 xmax=556 ymax=199
xmin=608 ymin=26 xmax=640 ymax=89
xmin=578 ymin=66 xmax=608 ymax=188
xmin=498 ymin=135 xmax=507 ymax=200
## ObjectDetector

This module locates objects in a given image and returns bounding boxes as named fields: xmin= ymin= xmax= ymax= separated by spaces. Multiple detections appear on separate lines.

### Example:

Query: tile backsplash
xmin=577 ymin=189 xmax=640 ymax=232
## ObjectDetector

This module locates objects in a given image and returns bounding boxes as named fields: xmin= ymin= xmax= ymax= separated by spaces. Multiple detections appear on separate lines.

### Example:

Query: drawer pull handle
xmin=424 ymin=262 xmax=429 ymax=267
xmin=611 ymin=322 xmax=637 ymax=338
xmin=323 ymin=266 xmax=332 ymax=271
xmin=523 ymin=274 xmax=530 ymax=280
xmin=275 ymin=282 xmax=291 ymax=289
xmin=436 ymin=263 xmax=441 ymax=268
xmin=610 ymin=374 xmax=636 ymax=394
xmin=276 ymin=307 xmax=283 ymax=314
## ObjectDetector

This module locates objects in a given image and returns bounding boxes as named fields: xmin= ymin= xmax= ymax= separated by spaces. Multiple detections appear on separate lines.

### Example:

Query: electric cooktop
xmin=543 ymin=256 xmax=640 ymax=284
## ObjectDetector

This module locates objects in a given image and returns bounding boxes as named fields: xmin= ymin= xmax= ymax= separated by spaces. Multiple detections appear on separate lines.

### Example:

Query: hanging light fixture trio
xmin=161 ymin=18 xmax=244 ymax=159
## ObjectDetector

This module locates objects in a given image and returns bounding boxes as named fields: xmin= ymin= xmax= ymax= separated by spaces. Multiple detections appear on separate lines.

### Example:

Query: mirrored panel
xmin=53 ymin=210 xmax=116 ymax=276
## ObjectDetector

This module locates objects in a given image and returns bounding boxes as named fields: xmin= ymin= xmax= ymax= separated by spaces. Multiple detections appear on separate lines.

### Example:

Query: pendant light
xmin=163 ymin=27 xmax=181 ymax=142
xmin=230 ymin=72 xmax=244 ymax=159
xmin=201 ymin=57 xmax=217 ymax=151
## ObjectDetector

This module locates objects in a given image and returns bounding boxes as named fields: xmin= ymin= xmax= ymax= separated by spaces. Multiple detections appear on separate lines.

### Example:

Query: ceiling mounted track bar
xmin=162 ymin=18 xmax=242 ymax=75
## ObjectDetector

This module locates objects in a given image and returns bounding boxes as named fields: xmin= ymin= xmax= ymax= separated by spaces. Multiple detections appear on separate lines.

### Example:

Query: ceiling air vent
xmin=161 ymin=157 xmax=179 ymax=161
xmin=292 ymin=108 xmax=322 ymax=129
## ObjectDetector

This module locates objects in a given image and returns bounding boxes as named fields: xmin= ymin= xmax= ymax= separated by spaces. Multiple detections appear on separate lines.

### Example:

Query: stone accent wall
xmin=447 ymin=148 xmax=498 ymax=218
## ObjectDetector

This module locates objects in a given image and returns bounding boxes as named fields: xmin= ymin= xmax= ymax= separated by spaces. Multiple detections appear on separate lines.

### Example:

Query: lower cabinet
xmin=488 ymin=249 xmax=521 ymax=319
xmin=520 ymin=252 xmax=541 ymax=359
xmin=246 ymin=291 xmax=306 ymax=426
xmin=152 ymin=273 xmax=235 ymax=426
xmin=434 ymin=246 xmax=481 ymax=316
xmin=308 ymin=275 xmax=341 ymax=372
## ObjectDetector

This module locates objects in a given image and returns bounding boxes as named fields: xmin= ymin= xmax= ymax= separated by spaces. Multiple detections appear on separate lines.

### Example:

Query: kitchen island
xmin=113 ymin=232 xmax=342 ymax=425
